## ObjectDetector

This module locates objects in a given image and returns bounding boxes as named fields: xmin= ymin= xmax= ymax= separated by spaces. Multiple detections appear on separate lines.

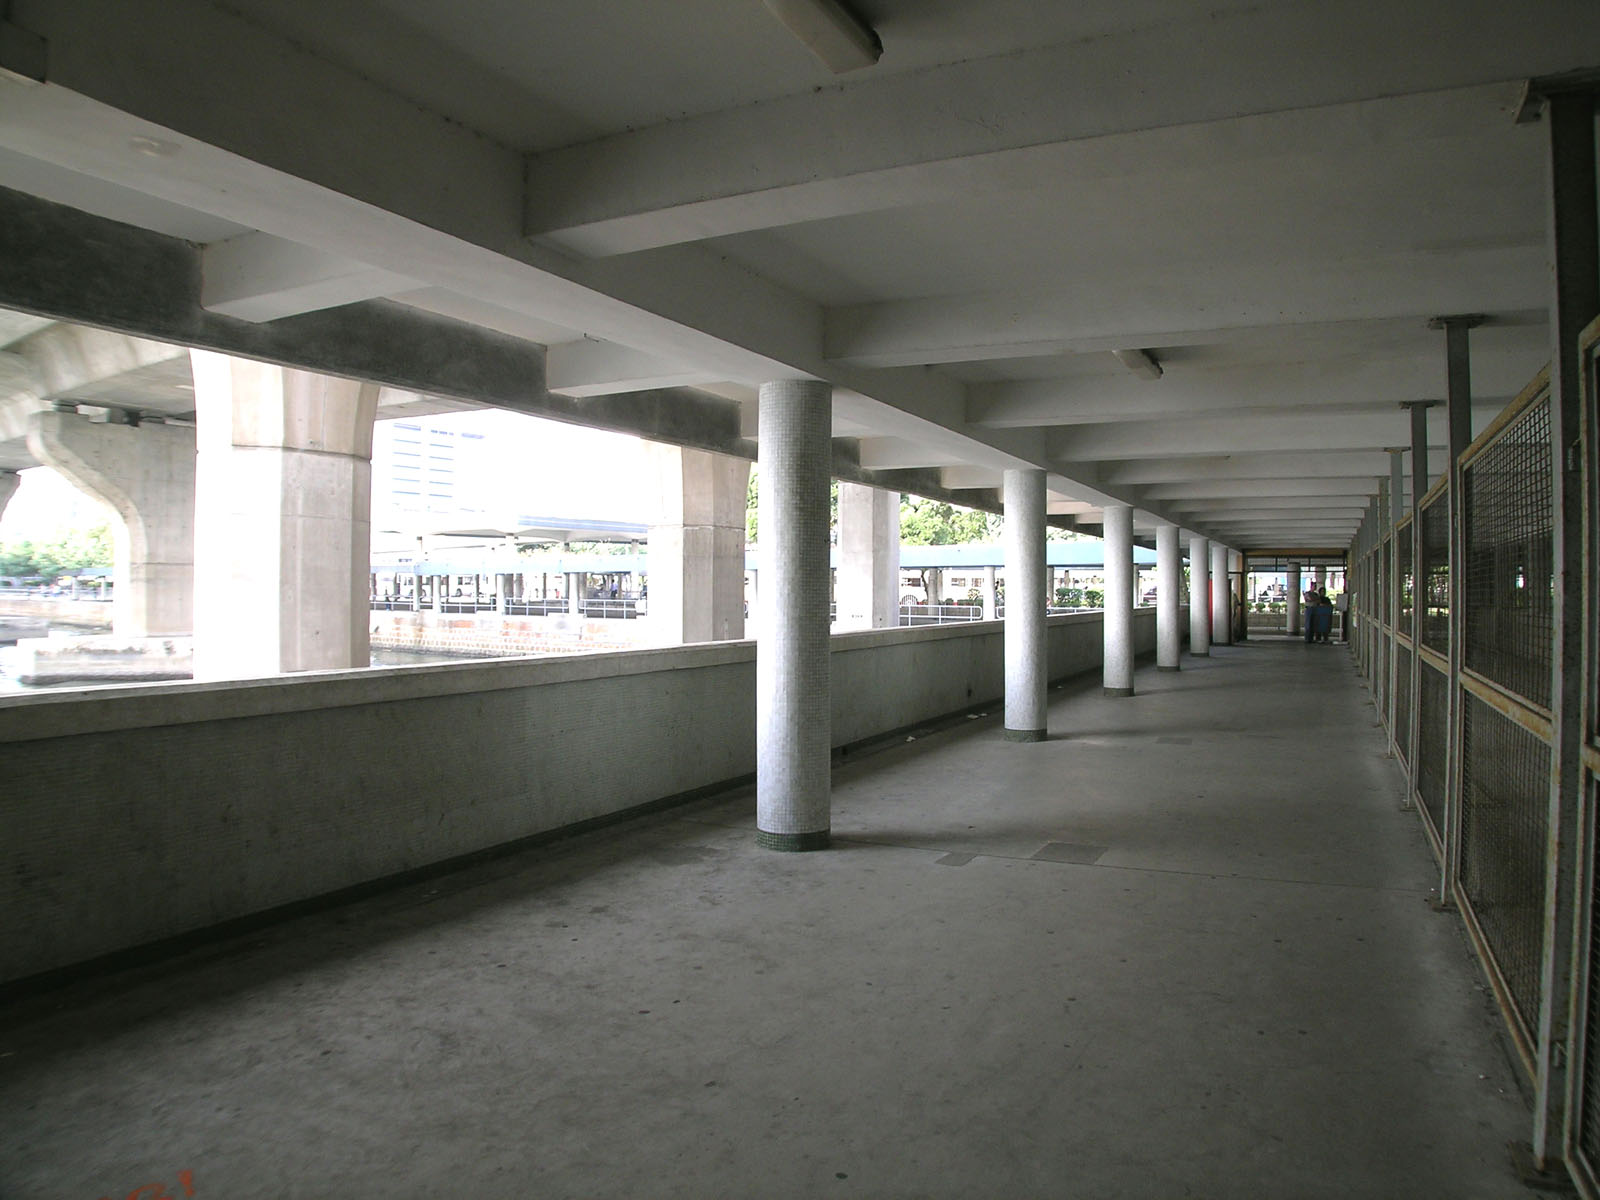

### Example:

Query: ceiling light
xmin=1112 ymin=349 xmax=1163 ymax=381
xmin=763 ymin=0 xmax=881 ymax=73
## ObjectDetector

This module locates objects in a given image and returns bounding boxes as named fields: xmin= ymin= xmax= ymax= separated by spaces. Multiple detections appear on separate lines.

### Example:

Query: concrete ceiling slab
xmin=0 ymin=0 xmax=1591 ymax=549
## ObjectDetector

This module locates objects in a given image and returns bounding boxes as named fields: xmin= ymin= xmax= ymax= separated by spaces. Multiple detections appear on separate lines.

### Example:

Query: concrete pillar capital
xmin=26 ymin=409 xmax=195 ymax=637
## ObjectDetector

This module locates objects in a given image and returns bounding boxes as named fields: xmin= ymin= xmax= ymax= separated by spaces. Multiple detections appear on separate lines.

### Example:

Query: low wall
xmin=1 ymin=607 xmax=1172 ymax=987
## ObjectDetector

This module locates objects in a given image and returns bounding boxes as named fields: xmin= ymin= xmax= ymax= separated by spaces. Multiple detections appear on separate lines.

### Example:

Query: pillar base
xmin=1157 ymin=665 xmax=1180 ymax=673
xmin=756 ymin=828 xmax=830 ymax=852
xmin=1103 ymin=686 xmax=1134 ymax=698
xmin=1003 ymin=728 xmax=1047 ymax=743
xmin=1191 ymin=650 xmax=1210 ymax=657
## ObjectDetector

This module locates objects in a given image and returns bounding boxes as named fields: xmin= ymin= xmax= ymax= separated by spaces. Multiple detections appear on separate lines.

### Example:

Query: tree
xmin=0 ymin=522 xmax=114 ymax=580
xmin=898 ymin=496 xmax=998 ymax=545
xmin=745 ymin=468 xmax=838 ymax=544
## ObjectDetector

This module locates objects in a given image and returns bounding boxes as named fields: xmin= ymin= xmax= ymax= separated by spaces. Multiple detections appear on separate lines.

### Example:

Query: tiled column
xmin=1189 ymin=534 xmax=1210 ymax=656
xmin=1156 ymin=521 xmax=1180 ymax=671
xmin=1210 ymin=542 xmax=1231 ymax=646
xmin=756 ymin=379 xmax=833 ymax=851
xmin=1286 ymin=562 xmax=1301 ymax=636
xmin=1003 ymin=468 xmax=1047 ymax=740
xmin=1103 ymin=504 xmax=1134 ymax=695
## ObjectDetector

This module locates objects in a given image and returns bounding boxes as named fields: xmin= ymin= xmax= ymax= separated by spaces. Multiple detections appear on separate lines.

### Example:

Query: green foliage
xmin=899 ymin=495 xmax=998 ymax=545
xmin=1056 ymin=586 xmax=1084 ymax=608
xmin=0 ymin=523 xmax=114 ymax=580
xmin=743 ymin=469 xmax=838 ymax=544
xmin=1084 ymin=588 xmax=1104 ymax=609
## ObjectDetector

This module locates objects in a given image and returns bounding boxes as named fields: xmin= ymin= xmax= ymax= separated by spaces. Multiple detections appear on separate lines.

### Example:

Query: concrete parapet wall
xmin=1 ymin=607 xmax=1176 ymax=986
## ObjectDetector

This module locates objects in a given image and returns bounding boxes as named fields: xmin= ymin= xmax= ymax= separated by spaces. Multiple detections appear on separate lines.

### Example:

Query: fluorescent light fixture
xmin=1112 ymin=349 xmax=1163 ymax=381
xmin=763 ymin=0 xmax=881 ymax=73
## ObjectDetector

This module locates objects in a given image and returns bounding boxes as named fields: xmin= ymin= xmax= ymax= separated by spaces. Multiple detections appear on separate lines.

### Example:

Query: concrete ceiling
xmin=0 ymin=0 xmax=1591 ymax=550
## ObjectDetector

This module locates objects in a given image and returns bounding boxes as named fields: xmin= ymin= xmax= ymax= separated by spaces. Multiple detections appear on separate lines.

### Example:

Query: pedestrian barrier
xmin=1347 ymin=316 xmax=1600 ymax=1194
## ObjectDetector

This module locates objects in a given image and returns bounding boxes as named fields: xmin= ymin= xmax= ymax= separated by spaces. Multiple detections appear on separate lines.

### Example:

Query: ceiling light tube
xmin=1113 ymin=349 xmax=1163 ymax=381
xmin=763 ymin=0 xmax=882 ymax=73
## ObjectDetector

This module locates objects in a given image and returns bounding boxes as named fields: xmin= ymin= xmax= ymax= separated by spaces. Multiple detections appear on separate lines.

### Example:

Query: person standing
xmin=1304 ymin=582 xmax=1320 ymax=644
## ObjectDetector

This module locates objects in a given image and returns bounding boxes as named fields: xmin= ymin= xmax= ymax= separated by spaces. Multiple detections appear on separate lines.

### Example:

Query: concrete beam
xmin=546 ymin=338 xmax=709 ymax=397
xmin=1048 ymin=405 xmax=1505 ymax=461
xmin=1149 ymin=478 xmax=1383 ymax=501
xmin=0 ymin=185 xmax=549 ymax=411
xmin=827 ymin=249 xmax=1545 ymax=369
xmin=519 ymin=4 xmax=1598 ymax=254
xmin=1087 ymin=451 xmax=1445 ymax=487
xmin=201 ymin=232 xmax=419 ymax=323
xmin=965 ymin=360 xmax=1530 ymax=429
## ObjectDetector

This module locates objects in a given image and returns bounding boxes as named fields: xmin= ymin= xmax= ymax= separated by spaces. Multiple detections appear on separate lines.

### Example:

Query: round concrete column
xmin=982 ymin=564 xmax=997 ymax=621
xmin=1189 ymin=535 xmax=1210 ymax=656
xmin=1210 ymin=542 xmax=1231 ymax=646
xmin=1103 ymin=504 xmax=1134 ymax=695
xmin=1002 ymin=468 xmax=1047 ymax=739
xmin=1156 ymin=522 xmax=1180 ymax=671
xmin=756 ymin=379 xmax=833 ymax=851
xmin=1286 ymin=562 xmax=1301 ymax=636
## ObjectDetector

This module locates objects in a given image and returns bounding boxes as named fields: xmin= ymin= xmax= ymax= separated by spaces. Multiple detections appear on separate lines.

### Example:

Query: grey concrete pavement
xmin=0 ymin=640 xmax=1536 ymax=1198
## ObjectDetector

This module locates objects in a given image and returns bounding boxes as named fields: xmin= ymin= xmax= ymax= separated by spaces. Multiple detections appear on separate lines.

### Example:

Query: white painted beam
xmin=1148 ymin=478 xmax=1382 ymax=501
xmin=828 ymin=247 xmax=1545 ymax=368
xmin=520 ymin=4 xmax=1598 ymax=255
xmin=546 ymin=338 xmax=710 ymax=397
xmin=1050 ymin=405 xmax=1504 ymax=460
xmin=1088 ymin=451 xmax=1445 ymax=487
xmin=201 ymin=232 xmax=419 ymax=322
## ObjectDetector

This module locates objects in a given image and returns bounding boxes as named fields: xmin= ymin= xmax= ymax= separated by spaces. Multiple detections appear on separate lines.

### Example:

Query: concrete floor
xmin=1 ymin=640 xmax=1539 ymax=1198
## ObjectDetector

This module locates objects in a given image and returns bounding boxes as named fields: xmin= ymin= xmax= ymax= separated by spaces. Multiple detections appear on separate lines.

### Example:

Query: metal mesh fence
xmin=1458 ymin=690 xmax=1552 ymax=1035
xmin=1417 ymin=658 xmax=1449 ymax=840
xmin=1421 ymin=495 xmax=1450 ymax=654
xmin=1463 ymin=395 xmax=1553 ymax=711
xmin=1395 ymin=641 xmax=1413 ymax=767
xmin=1581 ymin=774 xmax=1600 ymax=1175
xmin=1398 ymin=518 xmax=1415 ymax=634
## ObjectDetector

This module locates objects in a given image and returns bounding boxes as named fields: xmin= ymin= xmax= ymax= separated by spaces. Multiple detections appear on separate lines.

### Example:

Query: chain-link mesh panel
xmin=1395 ymin=641 xmax=1413 ymax=767
xmin=1381 ymin=537 xmax=1391 ymax=629
xmin=1421 ymin=495 xmax=1450 ymax=654
xmin=1459 ymin=690 xmax=1552 ymax=1033
xmin=1417 ymin=658 xmax=1449 ymax=839
xmin=1580 ymin=773 xmax=1600 ymax=1172
xmin=1463 ymin=396 xmax=1553 ymax=710
xmin=1398 ymin=519 xmax=1415 ymax=633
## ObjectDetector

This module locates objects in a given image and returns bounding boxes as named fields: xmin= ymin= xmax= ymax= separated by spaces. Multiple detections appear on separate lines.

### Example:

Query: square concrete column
xmin=835 ymin=480 xmax=900 ymax=630
xmin=567 ymin=574 xmax=582 ymax=615
xmin=190 ymin=351 xmax=376 ymax=679
xmin=982 ymin=564 xmax=997 ymax=621
xmin=26 ymin=411 xmax=195 ymax=637
xmin=0 ymin=470 xmax=18 ymax=520
xmin=756 ymin=379 xmax=832 ymax=852
xmin=1189 ymin=535 xmax=1210 ymax=656
xmin=1103 ymin=504 xmax=1135 ymax=695
xmin=644 ymin=444 xmax=749 ymax=644
xmin=1003 ymin=468 xmax=1047 ymax=739
xmin=1210 ymin=542 xmax=1231 ymax=646
xmin=1286 ymin=562 xmax=1302 ymax=636
xmin=1156 ymin=521 xmax=1180 ymax=671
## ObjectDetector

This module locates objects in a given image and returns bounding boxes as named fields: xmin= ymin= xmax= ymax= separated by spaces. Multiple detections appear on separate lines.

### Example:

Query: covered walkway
xmin=0 ymin=641 xmax=1534 ymax=1198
